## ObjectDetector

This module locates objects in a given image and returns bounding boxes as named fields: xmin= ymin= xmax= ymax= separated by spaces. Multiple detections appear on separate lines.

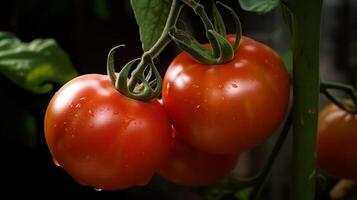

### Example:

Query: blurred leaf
xmin=131 ymin=0 xmax=172 ymax=51
xmin=238 ymin=0 xmax=279 ymax=14
xmin=0 ymin=32 xmax=77 ymax=94
xmin=281 ymin=50 xmax=292 ymax=74
xmin=92 ymin=0 xmax=110 ymax=20
xmin=235 ymin=187 xmax=252 ymax=200
xmin=199 ymin=178 xmax=252 ymax=200
xmin=0 ymin=103 xmax=37 ymax=147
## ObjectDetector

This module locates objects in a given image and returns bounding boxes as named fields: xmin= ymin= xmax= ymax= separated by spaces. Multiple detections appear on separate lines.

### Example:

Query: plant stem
xmin=128 ymin=0 xmax=183 ymax=92
xmin=146 ymin=0 xmax=184 ymax=58
xmin=282 ymin=1 xmax=323 ymax=200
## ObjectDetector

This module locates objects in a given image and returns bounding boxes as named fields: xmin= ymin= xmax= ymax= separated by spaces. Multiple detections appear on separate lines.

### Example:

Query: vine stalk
xmin=282 ymin=1 xmax=323 ymax=200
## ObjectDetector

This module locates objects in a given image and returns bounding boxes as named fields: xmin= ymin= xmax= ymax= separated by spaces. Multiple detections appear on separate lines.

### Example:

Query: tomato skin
xmin=159 ymin=129 xmax=239 ymax=186
xmin=44 ymin=74 xmax=173 ymax=190
xmin=162 ymin=36 xmax=290 ymax=154
xmin=317 ymin=103 xmax=357 ymax=179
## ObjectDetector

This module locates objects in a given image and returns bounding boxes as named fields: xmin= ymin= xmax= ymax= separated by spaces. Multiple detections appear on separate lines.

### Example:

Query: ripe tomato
xmin=159 ymin=129 xmax=239 ymax=186
xmin=44 ymin=74 xmax=173 ymax=190
xmin=162 ymin=35 xmax=290 ymax=154
xmin=317 ymin=103 xmax=357 ymax=179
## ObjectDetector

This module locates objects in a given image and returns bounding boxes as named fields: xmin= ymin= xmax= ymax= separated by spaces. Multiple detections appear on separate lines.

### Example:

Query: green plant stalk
xmin=128 ymin=0 xmax=183 ymax=90
xmin=282 ymin=1 xmax=323 ymax=200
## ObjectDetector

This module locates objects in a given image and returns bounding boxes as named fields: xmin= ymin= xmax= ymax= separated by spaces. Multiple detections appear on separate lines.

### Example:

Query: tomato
xmin=159 ymin=129 xmax=239 ymax=186
xmin=162 ymin=35 xmax=290 ymax=154
xmin=317 ymin=102 xmax=357 ymax=179
xmin=44 ymin=74 xmax=173 ymax=190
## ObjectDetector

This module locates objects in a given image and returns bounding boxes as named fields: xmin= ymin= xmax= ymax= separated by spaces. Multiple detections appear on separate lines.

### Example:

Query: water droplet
xmin=54 ymin=124 xmax=57 ymax=128
xmin=53 ymin=158 xmax=61 ymax=167
xmin=231 ymin=83 xmax=238 ymax=88
xmin=221 ymin=97 xmax=225 ymax=101
xmin=63 ymin=122 xmax=67 ymax=125
xmin=75 ymin=103 xmax=81 ymax=108
xmin=64 ymin=128 xmax=69 ymax=132
xmin=71 ymin=134 xmax=75 ymax=138
xmin=79 ymin=97 xmax=87 ymax=101
xmin=88 ymin=109 xmax=94 ymax=116
xmin=218 ymin=84 xmax=223 ymax=89
xmin=203 ymin=99 xmax=208 ymax=103
xmin=94 ymin=188 xmax=102 ymax=192
xmin=193 ymin=84 xmax=199 ymax=88
xmin=69 ymin=104 xmax=74 ymax=108
xmin=113 ymin=110 xmax=119 ymax=115
xmin=196 ymin=105 xmax=201 ymax=110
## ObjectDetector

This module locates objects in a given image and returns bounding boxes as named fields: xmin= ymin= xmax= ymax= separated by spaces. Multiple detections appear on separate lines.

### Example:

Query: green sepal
xmin=169 ymin=27 xmax=216 ymax=64
xmin=211 ymin=0 xmax=226 ymax=36
xmin=117 ymin=58 xmax=161 ymax=101
xmin=217 ymin=1 xmax=242 ymax=50
xmin=206 ymin=30 xmax=234 ymax=63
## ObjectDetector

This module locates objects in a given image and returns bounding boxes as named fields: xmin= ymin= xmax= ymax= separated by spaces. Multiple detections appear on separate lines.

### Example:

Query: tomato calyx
xmin=169 ymin=1 xmax=241 ymax=64
xmin=105 ymin=0 xmax=184 ymax=101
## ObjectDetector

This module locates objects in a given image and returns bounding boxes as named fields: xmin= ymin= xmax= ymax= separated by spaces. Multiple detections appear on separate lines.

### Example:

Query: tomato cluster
xmin=44 ymin=36 xmax=290 ymax=190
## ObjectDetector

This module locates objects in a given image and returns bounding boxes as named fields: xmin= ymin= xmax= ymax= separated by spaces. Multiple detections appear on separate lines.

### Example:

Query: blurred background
xmin=0 ymin=0 xmax=356 ymax=199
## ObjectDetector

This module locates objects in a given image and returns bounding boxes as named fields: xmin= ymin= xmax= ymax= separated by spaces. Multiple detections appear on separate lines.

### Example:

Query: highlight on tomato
xmin=317 ymin=102 xmax=357 ymax=180
xmin=162 ymin=35 xmax=290 ymax=155
xmin=44 ymin=74 xmax=173 ymax=190
xmin=158 ymin=129 xmax=239 ymax=186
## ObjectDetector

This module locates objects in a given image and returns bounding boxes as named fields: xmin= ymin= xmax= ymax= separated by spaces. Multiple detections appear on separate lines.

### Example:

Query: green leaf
xmin=0 ymin=32 xmax=77 ymax=94
xmin=131 ymin=0 xmax=172 ymax=51
xmin=238 ymin=0 xmax=279 ymax=14
xmin=92 ymin=0 xmax=110 ymax=20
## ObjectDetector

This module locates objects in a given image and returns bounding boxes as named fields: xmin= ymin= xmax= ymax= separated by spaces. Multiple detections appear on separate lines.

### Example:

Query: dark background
xmin=0 ymin=0 xmax=356 ymax=198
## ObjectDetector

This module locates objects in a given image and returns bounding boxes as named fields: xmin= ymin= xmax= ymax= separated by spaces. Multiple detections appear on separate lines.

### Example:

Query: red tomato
xmin=159 ymin=129 xmax=239 ymax=186
xmin=44 ymin=74 xmax=173 ymax=190
xmin=162 ymin=35 xmax=290 ymax=154
xmin=317 ymin=103 xmax=357 ymax=179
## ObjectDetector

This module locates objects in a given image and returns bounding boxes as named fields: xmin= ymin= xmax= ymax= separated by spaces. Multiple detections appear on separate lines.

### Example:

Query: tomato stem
xmin=320 ymin=80 xmax=357 ymax=113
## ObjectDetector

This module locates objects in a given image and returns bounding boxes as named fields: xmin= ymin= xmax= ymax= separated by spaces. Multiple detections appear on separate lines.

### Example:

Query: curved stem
xmin=214 ymin=110 xmax=293 ymax=200
xmin=181 ymin=0 xmax=214 ymax=32
xmin=248 ymin=110 xmax=293 ymax=200
xmin=320 ymin=80 xmax=357 ymax=112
